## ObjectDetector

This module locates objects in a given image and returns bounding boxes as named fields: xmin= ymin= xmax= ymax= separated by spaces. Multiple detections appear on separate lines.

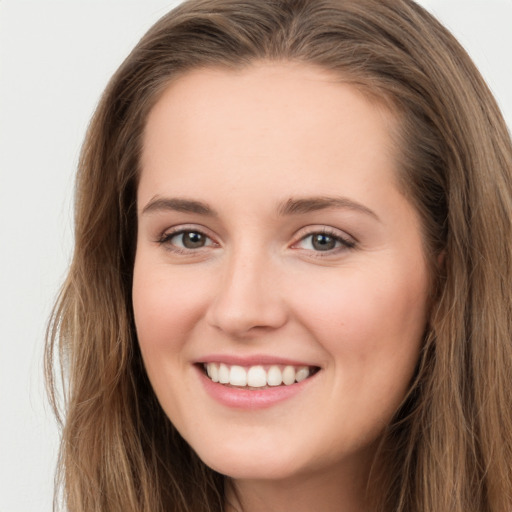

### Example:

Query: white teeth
xmin=218 ymin=363 xmax=230 ymax=384
xmin=229 ymin=365 xmax=247 ymax=386
xmin=204 ymin=362 xmax=314 ymax=388
xmin=282 ymin=365 xmax=296 ymax=385
xmin=206 ymin=362 xmax=219 ymax=383
xmin=247 ymin=365 xmax=267 ymax=387
xmin=267 ymin=365 xmax=283 ymax=386
xmin=295 ymin=367 xmax=310 ymax=382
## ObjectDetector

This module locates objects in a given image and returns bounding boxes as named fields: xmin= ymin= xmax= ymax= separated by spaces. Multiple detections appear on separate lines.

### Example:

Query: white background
xmin=1 ymin=1 xmax=511 ymax=511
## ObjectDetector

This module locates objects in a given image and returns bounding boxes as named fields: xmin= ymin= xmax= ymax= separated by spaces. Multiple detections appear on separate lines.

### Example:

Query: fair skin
xmin=133 ymin=62 xmax=430 ymax=512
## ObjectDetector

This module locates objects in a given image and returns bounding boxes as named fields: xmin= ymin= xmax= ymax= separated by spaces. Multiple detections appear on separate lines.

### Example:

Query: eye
xmin=160 ymin=229 xmax=215 ymax=250
xmin=295 ymin=230 xmax=355 ymax=252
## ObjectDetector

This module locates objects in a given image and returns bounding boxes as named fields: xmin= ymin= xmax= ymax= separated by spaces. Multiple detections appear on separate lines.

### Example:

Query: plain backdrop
xmin=1 ymin=1 xmax=511 ymax=511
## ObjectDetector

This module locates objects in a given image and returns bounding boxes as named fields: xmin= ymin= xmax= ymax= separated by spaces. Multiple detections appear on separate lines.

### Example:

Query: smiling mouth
xmin=201 ymin=362 xmax=320 ymax=389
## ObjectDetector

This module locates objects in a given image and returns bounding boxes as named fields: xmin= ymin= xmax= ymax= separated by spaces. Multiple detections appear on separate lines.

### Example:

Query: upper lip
xmin=196 ymin=354 xmax=320 ymax=368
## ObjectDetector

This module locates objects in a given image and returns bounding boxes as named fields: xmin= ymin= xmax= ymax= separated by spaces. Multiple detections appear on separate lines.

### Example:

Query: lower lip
xmin=196 ymin=366 xmax=319 ymax=410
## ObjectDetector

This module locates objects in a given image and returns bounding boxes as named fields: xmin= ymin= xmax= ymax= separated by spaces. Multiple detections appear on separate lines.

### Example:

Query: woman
xmin=46 ymin=0 xmax=512 ymax=511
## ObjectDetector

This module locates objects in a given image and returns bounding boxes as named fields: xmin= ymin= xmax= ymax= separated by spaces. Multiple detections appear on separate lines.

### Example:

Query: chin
xmin=192 ymin=440 xmax=304 ymax=481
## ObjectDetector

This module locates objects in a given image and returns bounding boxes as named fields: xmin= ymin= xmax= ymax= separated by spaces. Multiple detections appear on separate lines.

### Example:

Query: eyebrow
xmin=141 ymin=195 xmax=378 ymax=220
xmin=141 ymin=197 xmax=218 ymax=216
xmin=277 ymin=196 xmax=379 ymax=220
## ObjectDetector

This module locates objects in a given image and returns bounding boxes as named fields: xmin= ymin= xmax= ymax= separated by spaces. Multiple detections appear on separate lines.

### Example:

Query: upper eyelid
xmin=162 ymin=229 xmax=213 ymax=242
xmin=159 ymin=224 xmax=216 ymax=240
xmin=292 ymin=225 xmax=356 ymax=244
xmin=157 ymin=227 xmax=218 ymax=254
xmin=156 ymin=224 xmax=356 ymax=248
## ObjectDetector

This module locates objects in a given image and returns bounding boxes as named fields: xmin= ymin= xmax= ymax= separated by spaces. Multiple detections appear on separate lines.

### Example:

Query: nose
xmin=205 ymin=249 xmax=288 ymax=338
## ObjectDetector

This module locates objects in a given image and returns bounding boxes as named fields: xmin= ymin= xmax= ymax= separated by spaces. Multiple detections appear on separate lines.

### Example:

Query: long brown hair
xmin=46 ymin=1 xmax=512 ymax=511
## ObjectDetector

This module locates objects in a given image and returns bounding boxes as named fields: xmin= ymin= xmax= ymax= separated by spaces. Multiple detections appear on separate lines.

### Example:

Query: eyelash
xmin=293 ymin=228 xmax=356 ymax=255
xmin=157 ymin=227 xmax=217 ymax=255
xmin=157 ymin=227 xmax=356 ymax=256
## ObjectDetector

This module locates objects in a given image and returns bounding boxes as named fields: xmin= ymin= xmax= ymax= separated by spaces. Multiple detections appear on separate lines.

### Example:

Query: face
xmin=133 ymin=63 xmax=430 ymax=483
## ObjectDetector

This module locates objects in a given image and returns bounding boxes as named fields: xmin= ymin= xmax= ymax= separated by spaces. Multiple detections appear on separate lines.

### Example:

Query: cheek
xmin=291 ymin=265 xmax=428 ymax=394
xmin=297 ymin=266 xmax=426 ymax=338
xmin=132 ymin=261 xmax=210 ymax=357
xmin=131 ymin=259 xmax=215 ymax=424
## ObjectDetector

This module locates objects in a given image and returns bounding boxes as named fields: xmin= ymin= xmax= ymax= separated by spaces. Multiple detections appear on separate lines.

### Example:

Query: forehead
xmin=139 ymin=62 xmax=400 ymax=204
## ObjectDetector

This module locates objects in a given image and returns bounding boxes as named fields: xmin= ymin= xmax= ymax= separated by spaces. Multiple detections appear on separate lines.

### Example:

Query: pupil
xmin=312 ymin=234 xmax=335 ymax=251
xmin=183 ymin=231 xmax=205 ymax=249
